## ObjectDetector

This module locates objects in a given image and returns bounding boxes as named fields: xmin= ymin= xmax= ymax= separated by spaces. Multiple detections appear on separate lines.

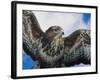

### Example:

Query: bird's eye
xmin=54 ymin=29 xmax=58 ymax=31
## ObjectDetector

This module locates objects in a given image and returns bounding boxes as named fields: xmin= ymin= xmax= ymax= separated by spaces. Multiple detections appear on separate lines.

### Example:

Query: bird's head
xmin=45 ymin=26 xmax=64 ymax=39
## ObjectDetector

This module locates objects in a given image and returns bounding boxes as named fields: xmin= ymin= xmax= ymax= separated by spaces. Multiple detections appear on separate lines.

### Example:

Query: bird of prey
xmin=23 ymin=10 xmax=91 ymax=68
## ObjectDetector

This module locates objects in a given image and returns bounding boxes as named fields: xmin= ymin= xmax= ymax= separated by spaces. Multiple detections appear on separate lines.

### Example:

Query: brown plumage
xmin=23 ymin=10 xmax=91 ymax=68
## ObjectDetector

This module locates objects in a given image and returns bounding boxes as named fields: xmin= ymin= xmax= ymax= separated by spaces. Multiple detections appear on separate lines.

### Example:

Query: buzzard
xmin=23 ymin=10 xmax=91 ymax=68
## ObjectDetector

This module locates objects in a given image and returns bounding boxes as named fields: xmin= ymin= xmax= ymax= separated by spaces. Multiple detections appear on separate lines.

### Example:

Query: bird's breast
xmin=38 ymin=38 xmax=64 ymax=63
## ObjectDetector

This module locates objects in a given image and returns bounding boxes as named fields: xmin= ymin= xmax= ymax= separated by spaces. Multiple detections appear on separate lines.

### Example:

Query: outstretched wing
xmin=63 ymin=29 xmax=91 ymax=66
xmin=23 ymin=10 xmax=44 ymax=60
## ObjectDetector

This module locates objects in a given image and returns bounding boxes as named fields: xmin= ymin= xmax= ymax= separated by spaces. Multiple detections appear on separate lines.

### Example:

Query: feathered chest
xmin=41 ymin=37 xmax=64 ymax=57
xmin=37 ymin=37 xmax=64 ymax=63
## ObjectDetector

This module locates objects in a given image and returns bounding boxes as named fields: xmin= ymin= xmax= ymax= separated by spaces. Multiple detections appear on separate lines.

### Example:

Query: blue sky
xmin=23 ymin=11 xmax=91 ymax=69
xmin=23 ymin=52 xmax=38 ymax=69
xmin=82 ymin=13 xmax=91 ymax=26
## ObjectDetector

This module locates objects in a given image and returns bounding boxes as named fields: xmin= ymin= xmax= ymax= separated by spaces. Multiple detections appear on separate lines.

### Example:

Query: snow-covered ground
xmin=73 ymin=63 xmax=90 ymax=67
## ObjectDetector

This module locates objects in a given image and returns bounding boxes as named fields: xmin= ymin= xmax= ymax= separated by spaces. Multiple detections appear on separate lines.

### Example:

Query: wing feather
xmin=64 ymin=29 xmax=91 ymax=66
xmin=23 ymin=10 xmax=44 ymax=60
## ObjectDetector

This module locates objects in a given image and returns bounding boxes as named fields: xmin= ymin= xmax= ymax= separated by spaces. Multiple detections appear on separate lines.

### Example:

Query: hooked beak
xmin=61 ymin=29 xmax=64 ymax=35
xmin=62 ymin=32 xmax=64 ymax=35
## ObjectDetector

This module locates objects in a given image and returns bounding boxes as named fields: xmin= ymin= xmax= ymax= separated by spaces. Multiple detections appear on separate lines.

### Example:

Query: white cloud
xmin=33 ymin=11 xmax=90 ymax=37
